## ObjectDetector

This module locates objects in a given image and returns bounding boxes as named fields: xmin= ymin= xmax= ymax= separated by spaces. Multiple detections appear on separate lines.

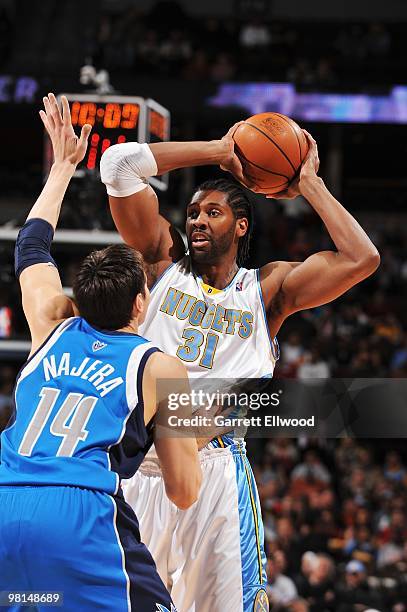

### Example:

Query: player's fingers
xmin=61 ymin=96 xmax=71 ymax=126
xmin=230 ymin=154 xmax=246 ymax=183
xmin=76 ymin=124 xmax=92 ymax=158
xmin=48 ymin=92 xmax=63 ymax=127
xmin=226 ymin=121 xmax=244 ymax=139
xmin=43 ymin=96 xmax=55 ymax=129
xmin=39 ymin=110 xmax=51 ymax=133
xmin=79 ymin=123 xmax=92 ymax=145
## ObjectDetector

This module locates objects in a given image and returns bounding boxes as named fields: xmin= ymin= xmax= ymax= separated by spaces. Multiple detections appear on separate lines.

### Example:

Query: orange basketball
xmin=232 ymin=112 xmax=309 ymax=195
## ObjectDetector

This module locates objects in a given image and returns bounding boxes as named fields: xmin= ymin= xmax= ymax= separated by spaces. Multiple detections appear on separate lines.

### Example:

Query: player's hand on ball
xmin=40 ymin=93 xmax=92 ymax=167
xmin=219 ymin=122 xmax=255 ymax=189
xmin=268 ymin=130 xmax=320 ymax=200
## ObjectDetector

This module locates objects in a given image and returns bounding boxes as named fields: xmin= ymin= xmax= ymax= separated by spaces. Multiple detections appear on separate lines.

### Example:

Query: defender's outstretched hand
xmin=269 ymin=130 xmax=320 ymax=199
xmin=39 ymin=93 xmax=92 ymax=167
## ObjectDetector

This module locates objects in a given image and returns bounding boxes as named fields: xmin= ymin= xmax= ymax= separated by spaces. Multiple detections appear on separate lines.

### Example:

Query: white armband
xmin=100 ymin=142 xmax=158 ymax=197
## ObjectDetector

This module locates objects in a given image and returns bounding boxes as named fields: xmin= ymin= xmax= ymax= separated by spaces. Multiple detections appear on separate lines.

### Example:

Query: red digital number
xmin=150 ymin=110 xmax=166 ymax=141
xmin=120 ymin=103 xmax=140 ymax=129
xmin=103 ymin=103 xmax=121 ymax=129
xmin=71 ymin=101 xmax=81 ymax=126
xmin=87 ymin=133 xmax=100 ymax=170
xmin=72 ymin=102 xmax=97 ymax=127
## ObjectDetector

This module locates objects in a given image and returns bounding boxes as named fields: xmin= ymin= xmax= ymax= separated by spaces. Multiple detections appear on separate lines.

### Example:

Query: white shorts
xmin=122 ymin=439 xmax=269 ymax=612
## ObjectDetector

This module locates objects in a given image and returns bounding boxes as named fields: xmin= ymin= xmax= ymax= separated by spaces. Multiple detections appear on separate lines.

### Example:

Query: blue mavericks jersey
xmin=0 ymin=317 xmax=159 ymax=494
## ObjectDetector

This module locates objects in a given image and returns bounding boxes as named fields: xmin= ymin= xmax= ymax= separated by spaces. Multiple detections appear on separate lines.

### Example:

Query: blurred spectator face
xmin=345 ymin=561 xmax=366 ymax=587
xmin=391 ymin=509 xmax=405 ymax=529
xmin=267 ymin=557 xmax=276 ymax=581
xmin=357 ymin=447 xmax=372 ymax=466
xmin=287 ymin=332 xmax=300 ymax=347
xmin=386 ymin=451 xmax=402 ymax=469
xmin=301 ymin=551 xmax=318 ymax=576
xmin=313 ymin=555 xmax=334 ymax=584
xmin=351 ymin=467 xmax=366 ymax=488
xmin=357 ymin=525 xmax=372 ymax=544
xmin=304 ymin=450 xmax=318 ymax=465
xmin=277 ymin=517 xmax=294 ymax=541
xmin=281 ymin=495 xmax=294 ymax=515
xmin=274 ymin=549 xmax=287 ymax=573
xmin=355 ymin=507 xmax=370 ymax=526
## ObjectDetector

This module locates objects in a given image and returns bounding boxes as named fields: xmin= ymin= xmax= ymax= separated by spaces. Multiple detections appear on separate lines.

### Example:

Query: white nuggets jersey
xmin=140 ymin=255 xmax=279 ymax=378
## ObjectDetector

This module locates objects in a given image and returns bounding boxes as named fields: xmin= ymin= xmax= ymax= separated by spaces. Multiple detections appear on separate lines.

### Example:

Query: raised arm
xmin=100 ymin=125 xmax=245 ymax=286
xmin=18 ymin=93 xmax=91 ymax=354
xmin=260 ymin=132 xmax=380 ymax=336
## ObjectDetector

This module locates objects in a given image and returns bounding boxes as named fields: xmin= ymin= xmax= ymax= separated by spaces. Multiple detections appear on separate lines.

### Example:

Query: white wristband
xmin=100 ymin=142 xmax=158 ymax=197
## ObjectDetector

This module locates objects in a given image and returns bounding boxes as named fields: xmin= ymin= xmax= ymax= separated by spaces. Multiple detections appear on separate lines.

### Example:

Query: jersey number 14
xmin=18 ymin=387 xmax=98 ymax=457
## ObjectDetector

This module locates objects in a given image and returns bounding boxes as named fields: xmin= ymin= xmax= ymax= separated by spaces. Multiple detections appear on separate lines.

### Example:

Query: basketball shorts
xmin=123 ymin=440 xmax=269 ymax=612
xmin=0 ymin=485 xmax=176 ymax=612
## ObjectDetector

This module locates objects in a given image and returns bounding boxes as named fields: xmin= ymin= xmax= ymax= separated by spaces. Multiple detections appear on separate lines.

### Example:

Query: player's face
xmin=186 ymin=190 xmax=238 ymax=264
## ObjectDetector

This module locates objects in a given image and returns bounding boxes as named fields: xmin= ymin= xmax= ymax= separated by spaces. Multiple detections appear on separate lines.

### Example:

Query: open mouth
xmin=191 ymin=233 xmax=210 ymax=248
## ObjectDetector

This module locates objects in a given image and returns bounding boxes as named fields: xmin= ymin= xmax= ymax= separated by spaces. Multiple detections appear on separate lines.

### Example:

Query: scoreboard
xmin=44 ymin=94 xmax=171 ymax=191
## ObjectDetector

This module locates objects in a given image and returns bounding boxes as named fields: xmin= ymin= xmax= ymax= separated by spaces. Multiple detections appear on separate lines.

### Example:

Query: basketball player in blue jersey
xmin=101 ymin=125 xmax=380 ymax=611
xmin=0 ymin=94 xmax=202 ymax=612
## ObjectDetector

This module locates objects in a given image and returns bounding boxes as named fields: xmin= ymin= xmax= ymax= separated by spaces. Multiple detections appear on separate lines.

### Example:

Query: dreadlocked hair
xmin=195 ymin=178 xmax=253 ymax=265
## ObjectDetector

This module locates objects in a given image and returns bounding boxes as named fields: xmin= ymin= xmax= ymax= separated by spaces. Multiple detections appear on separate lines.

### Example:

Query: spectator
xmin=239 ymin=17 xmax=271 ymax=49
xmin=291 ymin=450 xmax=331 ymax=486
xmin=383 ymin=451 xmax=406 ymax=483
xmin=266 ymin=553 xmax=298 ymax=608
xmin=210 ymin=52 xmax=236 ymax=81
xmin=297 ymin=346 xmax=330 ymax=380
xmin=334 ymin=560 xmax=384 ymax=611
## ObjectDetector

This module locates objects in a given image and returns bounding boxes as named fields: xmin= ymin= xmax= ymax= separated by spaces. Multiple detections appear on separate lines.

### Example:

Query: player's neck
xmin=117 ymin=319 xmax=139 ymax=335
xmin=195 ymin=258 xmax=239 ymax=290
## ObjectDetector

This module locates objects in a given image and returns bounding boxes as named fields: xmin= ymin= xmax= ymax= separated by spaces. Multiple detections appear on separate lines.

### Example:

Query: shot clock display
xmin=43 ymin=94 xmax=171 ymax=191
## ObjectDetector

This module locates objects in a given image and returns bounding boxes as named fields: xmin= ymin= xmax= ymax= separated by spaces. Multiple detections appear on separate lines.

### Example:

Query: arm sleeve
xmin=14 ymin=218 xmax=57 ymax=279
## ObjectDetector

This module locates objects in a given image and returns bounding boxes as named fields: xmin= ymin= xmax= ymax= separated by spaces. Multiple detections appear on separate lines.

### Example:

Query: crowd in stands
xmin=249 ymin=437 xmax=407 ymax=610
xmin=1 ymin=1 xmax=404 ymax=90
xmin=90 ymin=3 xmax=404 ymax=89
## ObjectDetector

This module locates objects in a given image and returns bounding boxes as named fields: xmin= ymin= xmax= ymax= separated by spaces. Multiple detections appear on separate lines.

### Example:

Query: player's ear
xmin=134 ymin=293 xmax=142 ymax=314
xmin=134 ymin=290 xmax=149 ymax=319
xmin=236 ymin=218 xmax=248 ymax=238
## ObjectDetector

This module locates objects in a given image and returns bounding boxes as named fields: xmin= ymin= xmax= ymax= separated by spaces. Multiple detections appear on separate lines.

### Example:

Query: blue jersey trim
xmin=21 ymin=319 xmax=75 ymax=375
xmin=255 ymin=269 xmax=280 ymax=361
xmin=137 ymin=347 xmax=161 ymax=424
xmin=83 ymin=319 xmax=144 ymax=339
xmin=150 ymin=262 xmax=177 ymax=293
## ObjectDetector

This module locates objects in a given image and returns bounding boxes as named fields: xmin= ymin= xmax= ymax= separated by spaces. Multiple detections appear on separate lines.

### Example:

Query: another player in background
xmin=101 ymin=127 xmax=380 ymax=611
xmin=0 ymin=94 xmax=201 ymax=612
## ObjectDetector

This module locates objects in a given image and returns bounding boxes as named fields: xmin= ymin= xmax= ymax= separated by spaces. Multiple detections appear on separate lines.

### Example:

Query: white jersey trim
xmin=150 ymin=261 xmax=178 ymax=293
xmin=255 ymin=269 xmax=280 ymax=362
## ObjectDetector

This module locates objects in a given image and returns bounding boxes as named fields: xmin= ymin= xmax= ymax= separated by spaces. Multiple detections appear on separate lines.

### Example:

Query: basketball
xmin=232 ymin=112 xmax=309 ymax=195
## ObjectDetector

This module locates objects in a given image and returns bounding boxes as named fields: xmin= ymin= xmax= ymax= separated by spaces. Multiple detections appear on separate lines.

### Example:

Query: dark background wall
xmin=102 ymin=0 xmax=407 ymax=21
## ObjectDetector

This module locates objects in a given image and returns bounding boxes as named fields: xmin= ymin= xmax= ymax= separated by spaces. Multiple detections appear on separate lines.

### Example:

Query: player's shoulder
xmin=259 ymin=260 xmax=298 ymax=283
xmin=144 ymin=351 xmax=187 ymax=380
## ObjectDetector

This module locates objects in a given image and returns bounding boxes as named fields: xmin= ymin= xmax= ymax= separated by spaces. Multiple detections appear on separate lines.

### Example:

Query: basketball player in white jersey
xmin=100 ymin=127 xmax=380 ymax=611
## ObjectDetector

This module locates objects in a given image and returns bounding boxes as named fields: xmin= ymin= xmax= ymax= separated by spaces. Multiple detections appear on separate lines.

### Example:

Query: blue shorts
xmin=0 ymin=485 xmax=175 ymax=612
